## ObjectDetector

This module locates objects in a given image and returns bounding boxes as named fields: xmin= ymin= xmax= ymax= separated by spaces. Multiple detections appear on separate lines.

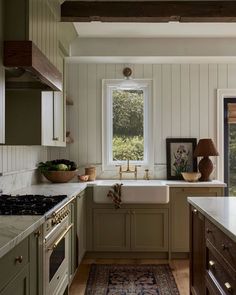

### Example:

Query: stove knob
xmin=15 ymin=256 xmax=23 ymax=264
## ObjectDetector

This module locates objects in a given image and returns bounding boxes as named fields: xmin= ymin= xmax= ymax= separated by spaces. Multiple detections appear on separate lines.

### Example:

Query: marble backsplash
xmin=0 ymin=169 xmax=43 ymax=194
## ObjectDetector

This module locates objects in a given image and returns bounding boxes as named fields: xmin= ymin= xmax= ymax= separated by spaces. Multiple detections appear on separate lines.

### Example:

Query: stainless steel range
xmin=0 ymin=193 xmax=74 ymax=295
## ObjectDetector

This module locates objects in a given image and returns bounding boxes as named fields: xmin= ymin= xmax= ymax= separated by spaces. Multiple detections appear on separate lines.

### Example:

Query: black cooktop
xmin=0 ymin=194 xmax=67 ymax=215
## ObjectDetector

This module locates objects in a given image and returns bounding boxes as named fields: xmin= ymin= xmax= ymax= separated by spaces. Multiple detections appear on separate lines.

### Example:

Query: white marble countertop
xmin=85 ymin=179 xmax=226 ymax=188
xmin=0 ymin=183 xmax=87 ymax=259
xmin=188 ymin=197 xmax=236 ymax=242
xmin=0 ymin=180 xmax=226 ymax=259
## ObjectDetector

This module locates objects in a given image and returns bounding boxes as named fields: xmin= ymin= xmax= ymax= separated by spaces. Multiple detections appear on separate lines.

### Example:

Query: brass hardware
xmin=47 ymin=224 xmax=73 ymax=251
xmin=224 ymin=282 xmax=232 ymax=292
xmin=143 ymin=169 xmax=150 ymax=180
xmin=34 ymin=230 xmax=41 ymax=238
xmin=50 ymin=198 xmax=74 ymax=218
xmin=209 ymin=260 xmax=215 ymax=267
xmin=15 ymin=256 xmax=23 ymax=264
xmin=193 ymin=209 xmax=198 ymax=214
xmin=116 ymin=159 xmax=141 ymax=180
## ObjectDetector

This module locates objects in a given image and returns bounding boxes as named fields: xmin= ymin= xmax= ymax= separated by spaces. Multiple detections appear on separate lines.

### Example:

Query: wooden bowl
xmin=181 ymin=172 xmax=201 ymax=182
xmin=42 ymin=170 xmax=77 ymax=183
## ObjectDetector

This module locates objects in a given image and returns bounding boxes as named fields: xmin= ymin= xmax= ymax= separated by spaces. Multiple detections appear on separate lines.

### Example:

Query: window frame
xmin=102 ymin=79 xmax=153 ymax=171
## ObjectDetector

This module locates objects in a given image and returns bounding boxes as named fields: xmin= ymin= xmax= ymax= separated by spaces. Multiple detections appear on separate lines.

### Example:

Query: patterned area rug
xmin=85 ymin=264 xmax=180 ymax=295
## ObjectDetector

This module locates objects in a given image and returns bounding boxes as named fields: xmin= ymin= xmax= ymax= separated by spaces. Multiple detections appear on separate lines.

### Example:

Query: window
xmin=103 ymin=79 xmax=153 ymax=170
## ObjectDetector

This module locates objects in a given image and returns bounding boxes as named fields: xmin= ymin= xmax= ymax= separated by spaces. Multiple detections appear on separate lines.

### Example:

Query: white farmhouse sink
xmin=93 ymin=180 xmax=169 ymax=204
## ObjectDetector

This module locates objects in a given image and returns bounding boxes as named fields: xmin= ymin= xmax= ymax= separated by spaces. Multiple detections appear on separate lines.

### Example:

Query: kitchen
xmin=0 ymin=1 xmax=236 ymax=295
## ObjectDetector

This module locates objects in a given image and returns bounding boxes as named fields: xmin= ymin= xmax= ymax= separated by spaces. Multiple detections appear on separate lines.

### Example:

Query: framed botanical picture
xmin=166 ymin=138 xmax=197 ymax=180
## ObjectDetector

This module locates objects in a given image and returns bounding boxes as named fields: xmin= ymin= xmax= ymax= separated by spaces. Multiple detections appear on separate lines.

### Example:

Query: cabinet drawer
xmin=0 ymin=238 xmax=29 ymax=291
xmin=206 ymin=272 xmax=224 ymax=295
xmin=207 ymin=248 xmax=236 ymax=294
xmin=205 ymin=219 xmax=236 ymax=270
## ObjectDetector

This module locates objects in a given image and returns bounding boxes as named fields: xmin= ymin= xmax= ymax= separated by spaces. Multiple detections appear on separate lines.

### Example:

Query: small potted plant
xmin=38 ymin=159 xmax=78 ymax=183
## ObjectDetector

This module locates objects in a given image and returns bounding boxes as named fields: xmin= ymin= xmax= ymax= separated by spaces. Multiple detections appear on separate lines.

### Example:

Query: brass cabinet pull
xmin=47 ymin=223 xmax=73 ymax=251
xmin=209 ymin=260 xmax=215 ymax=267
xmin=34 ymin=230 xmax=41 ymax=238
xmin=15 ymin=256 xmax=23 ymax=264
xmin=224 ymin=282 xmax=233 ymax=292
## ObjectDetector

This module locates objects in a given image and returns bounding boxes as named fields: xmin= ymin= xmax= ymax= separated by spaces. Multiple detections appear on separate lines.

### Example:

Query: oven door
xmin=44 ymin=219 xmax=73 ymax=295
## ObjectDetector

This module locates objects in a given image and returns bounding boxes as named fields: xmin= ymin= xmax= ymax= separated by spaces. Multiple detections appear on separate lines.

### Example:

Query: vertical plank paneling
xmin=153 ymin=64 xmax=162 ymax=164
xmin=180 ymin=64 xmax=190 ymax=137
xmin=69 ymin=63 xmax=80 ymax=165
xmin=190 ymin=64 xmax=200 ymax=139
xmin=171 ymin=64 xmax=181 ymax=137
xmin=64 ymin=62 xmax=236 ymax=175
xmin=199 ymin=64 xmax=209 ymax=138
xmin=162 ymin=64 xmax=172 ymax=162
xmin=133 ymin=64 xmax=144 ymax=79
xmin=87 ymin=64 xmax=97 ymax=165
xmin=96 ymin=64 xmax=106 ymax=164
xmin=78 ymin=64 xmax=88 ymax=166
xmin=228 ymin=64 xmax=236 ymax=88
xmin=209 ymin=64 xmax=218 ymax=141
xmin=218 ymin=64 xmax=228 ymax=89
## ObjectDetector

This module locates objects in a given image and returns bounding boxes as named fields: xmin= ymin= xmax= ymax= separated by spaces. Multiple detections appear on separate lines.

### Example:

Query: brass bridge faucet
xmin=116 ymin=159 xmax=141 ymax=180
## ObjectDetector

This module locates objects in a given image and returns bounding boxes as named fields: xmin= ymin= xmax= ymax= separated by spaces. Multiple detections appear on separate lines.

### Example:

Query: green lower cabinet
xmin=0 ymin=227 xmax=42 ymax=295
xmin=170 ymin=187 xmax=224 ymax=253
xmin=93 ymin=209 xmax=131 ymax=251
xmin=0 ymin=265 xmax=29 ymax=295
xmin=92 ymin=208 xmax=168 ymax=252
xmin=131 ymin=209 xmax=168 ymax=252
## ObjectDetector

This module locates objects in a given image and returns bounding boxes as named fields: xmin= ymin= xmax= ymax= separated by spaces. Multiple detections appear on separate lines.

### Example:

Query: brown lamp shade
xmin=194 ymin=138 xmax=219 ymax=157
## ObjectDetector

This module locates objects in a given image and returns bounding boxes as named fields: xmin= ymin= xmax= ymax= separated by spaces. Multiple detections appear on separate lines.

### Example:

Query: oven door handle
xmin=47 ymin=223 xmax=73 ymax=251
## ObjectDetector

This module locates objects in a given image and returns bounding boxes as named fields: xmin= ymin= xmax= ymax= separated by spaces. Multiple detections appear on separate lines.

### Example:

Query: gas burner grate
xmin=0 ymin=194 xmax=67 ymax=215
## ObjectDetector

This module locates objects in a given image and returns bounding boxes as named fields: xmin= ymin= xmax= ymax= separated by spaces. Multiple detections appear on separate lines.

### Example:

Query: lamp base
xmin=198 ymin=157 xmax=213 ymax=182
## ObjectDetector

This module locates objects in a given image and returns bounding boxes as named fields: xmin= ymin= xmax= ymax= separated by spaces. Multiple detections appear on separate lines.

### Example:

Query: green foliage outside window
xmin=112 ymin=89 xmax=144 ymax=161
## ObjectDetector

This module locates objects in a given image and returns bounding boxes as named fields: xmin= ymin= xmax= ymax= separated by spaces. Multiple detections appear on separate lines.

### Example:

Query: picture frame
xmin=166 ymin=138 xmax=197 ymax=180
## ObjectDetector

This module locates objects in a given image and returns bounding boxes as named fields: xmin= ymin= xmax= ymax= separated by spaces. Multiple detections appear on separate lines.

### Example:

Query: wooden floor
xmin=69 ymin=259 xmax=189 ymax=295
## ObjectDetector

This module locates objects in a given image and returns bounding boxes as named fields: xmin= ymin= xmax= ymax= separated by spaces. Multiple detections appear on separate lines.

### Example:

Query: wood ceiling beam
xmin=61 ymin=1 xmax=236 ymax=23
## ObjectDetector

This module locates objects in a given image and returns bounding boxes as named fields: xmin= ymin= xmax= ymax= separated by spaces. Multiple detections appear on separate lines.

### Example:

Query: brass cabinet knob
xmin=224 ymin=282 xmax=233 ymax=292
xmin=15 ymin=256 xmax=23 ymax=264
xmin=193 ymin=209 xmax=198 ymax=214
xmin=209 ymin=260 xmax=215 ymax=267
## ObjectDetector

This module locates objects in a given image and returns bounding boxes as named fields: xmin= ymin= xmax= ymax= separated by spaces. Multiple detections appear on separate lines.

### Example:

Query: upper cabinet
xmin=4 ymin=0 xmax=62 ymax=74
xmin=5 ymin=89 xmax=65 ymax=147
xmin=0 ymin=0 xmax=5 ymax=144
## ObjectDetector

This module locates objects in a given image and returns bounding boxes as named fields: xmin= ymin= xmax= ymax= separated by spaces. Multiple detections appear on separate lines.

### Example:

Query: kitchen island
xmin=188 ymin=197 xmax=236 ymax=295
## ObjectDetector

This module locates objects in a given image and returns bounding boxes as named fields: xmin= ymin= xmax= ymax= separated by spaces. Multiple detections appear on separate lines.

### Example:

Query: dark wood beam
xmin=61 ymin=1 xmax=236 ymax=23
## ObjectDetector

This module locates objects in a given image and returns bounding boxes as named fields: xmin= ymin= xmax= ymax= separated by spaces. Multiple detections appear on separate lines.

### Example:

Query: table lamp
xmin=194 ymin=138 xmax=219 ymax=181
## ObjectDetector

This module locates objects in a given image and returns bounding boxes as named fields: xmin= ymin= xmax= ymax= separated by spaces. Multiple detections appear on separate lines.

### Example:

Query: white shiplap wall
xmin=63 ymin=62 xmax=236 ymax=178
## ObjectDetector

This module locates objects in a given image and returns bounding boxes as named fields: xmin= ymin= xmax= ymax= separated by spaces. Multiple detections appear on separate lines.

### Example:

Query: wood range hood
xmin=4 ymin=41 xmax=62 ymax=91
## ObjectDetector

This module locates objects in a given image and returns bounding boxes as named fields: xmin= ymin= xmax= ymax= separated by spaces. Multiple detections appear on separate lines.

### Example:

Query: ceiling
xmin=74 ymin=22 xmax=236 ymax=38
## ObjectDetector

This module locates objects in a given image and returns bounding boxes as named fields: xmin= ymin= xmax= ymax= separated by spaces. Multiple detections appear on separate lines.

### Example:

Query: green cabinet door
xmin=93 ymin=209 xmax=131 ymax=251
xmin=0 ymin=265 xmax=29 ymax=295
xmin=130 ymin=209 xmax=169 ymax=252
xmin=77 ymin=191 xmax=86 ymax=264
xmin=29 ymin=228 xmax=43 ymax=295
xmin=69 ymin=198 xmax=78 ymax=283
xmin=170 ymin=187 xmax=224 ymax=253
